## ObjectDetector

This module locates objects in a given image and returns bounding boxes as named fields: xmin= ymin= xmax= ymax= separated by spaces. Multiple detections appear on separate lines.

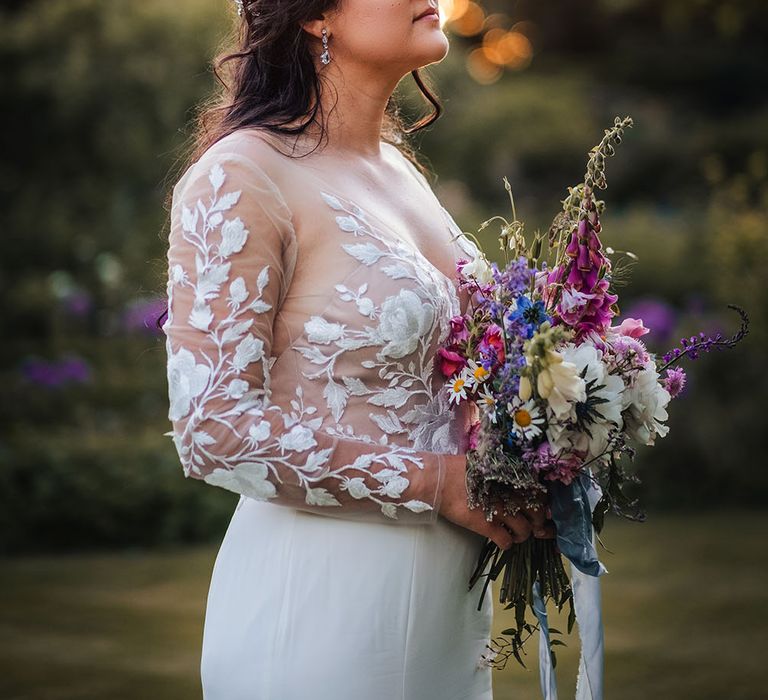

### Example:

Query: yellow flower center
xmin=453 ymin=379 xmax=465 ymax=393
xmin=483 ymin=396 xmax=495 ymax=406
xmin=514 ymin=409 xmax=532 ymax=427
xmin=474 ymin=366 xmax=490 ymax=381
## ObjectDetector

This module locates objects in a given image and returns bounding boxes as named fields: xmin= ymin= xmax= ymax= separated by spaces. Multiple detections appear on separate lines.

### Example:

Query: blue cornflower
xmin=506 ymin=295 xmax=551 ymax=339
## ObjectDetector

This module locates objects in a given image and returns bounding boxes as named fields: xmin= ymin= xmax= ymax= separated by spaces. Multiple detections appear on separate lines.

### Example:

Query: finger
xmin=484 ymin=522 xmax=514 ymax=550
xmin=502 ymin=514 xmax=533 ymax=543
xmin=533 ymin=523 xmax=557 ymax=539
xmin=523 ymin=505 xmax=547 ymax=536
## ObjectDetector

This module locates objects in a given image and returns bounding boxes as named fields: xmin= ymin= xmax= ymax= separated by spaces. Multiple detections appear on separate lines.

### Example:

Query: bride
xmin=162 ymin=1 xmax=555 ymax=697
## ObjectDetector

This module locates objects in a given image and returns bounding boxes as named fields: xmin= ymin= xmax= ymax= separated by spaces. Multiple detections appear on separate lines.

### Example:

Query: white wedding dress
xmin=162 ymin=127 xmax=494 ymax=699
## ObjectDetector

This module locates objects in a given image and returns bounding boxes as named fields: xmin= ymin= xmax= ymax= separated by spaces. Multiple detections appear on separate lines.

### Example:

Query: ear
xmin=300 ymin=17 xmax=326 ymax=41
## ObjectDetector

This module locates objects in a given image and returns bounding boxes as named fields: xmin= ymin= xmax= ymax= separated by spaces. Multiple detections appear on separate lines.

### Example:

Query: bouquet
xmin=440 ymin=116 xmax=749 ymax=695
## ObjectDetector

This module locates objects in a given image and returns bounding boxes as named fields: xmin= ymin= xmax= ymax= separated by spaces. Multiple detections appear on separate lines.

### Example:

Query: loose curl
xmin=157 ymin=0 xmax=443 ymax=330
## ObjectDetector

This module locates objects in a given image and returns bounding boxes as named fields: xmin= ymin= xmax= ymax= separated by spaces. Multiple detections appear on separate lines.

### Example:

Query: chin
xmin=412 ymin=34 xmax=450 ymax=68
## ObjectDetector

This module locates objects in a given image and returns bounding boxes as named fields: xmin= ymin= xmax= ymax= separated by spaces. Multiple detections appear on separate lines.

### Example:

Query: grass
xmin=0 ymin=511 xmax=766 ymax=699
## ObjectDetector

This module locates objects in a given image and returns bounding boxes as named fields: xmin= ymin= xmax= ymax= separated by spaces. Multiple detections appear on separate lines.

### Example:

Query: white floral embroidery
xmin=290 ymin=192 xmax=464 ymax=456
xmin=164 ymin=162 xmax=461 ymax=520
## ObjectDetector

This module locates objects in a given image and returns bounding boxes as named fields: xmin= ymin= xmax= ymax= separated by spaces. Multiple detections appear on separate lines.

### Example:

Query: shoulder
xmin=380 ymin=141 xmax=436 ymax=195
xmin=172 ymin=128 xmax=295 ymax=215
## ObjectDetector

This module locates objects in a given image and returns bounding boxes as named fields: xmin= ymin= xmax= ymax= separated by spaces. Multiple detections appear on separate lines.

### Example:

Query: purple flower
xmin=662 ymin=367 xmax=687 ymax=398
xmin=19 ymin=355 xmax=92 ymax=389
xmin=62 ymin=290 xmax=93 ymax=317
xmin=623 ymin=298 xmax=678 ymax=344
xmin=121 ymin=297 xmax=168 ymax=336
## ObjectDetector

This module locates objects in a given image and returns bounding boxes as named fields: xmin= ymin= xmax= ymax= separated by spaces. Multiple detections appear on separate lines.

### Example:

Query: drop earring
xmin=320 ymin=27 xmax=331 ymax=65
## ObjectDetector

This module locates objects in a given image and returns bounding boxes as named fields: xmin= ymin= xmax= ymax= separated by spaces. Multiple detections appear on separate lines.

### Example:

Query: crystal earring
xmin=320 ymin=27 xmax=331 ymax=65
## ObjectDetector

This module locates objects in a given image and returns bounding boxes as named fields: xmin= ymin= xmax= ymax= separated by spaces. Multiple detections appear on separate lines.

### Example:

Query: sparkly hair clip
xmin=234 ymin=0 xmax=261 ymax=18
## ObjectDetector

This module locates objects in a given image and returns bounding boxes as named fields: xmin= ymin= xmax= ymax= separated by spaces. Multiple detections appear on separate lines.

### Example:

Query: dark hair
xmin=157 ymin=0 xmax=443 ymax=331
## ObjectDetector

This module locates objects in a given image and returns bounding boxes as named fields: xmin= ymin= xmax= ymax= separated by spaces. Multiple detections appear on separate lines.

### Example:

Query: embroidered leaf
xmin=368 ymin=387 xmax=410 ymax=409
xmin=336 ymin=215 xmax=362 ymax=232
xmin=342 ymin=242 xmax=384 ymax=265
xmin=220 ymin=319 xmax=253 ymax=346
xmin=404 ymin=500 xmax=433 ymax=513
xmin=343 ymin=376 xmax=370 ymax=396
xmin=305 ymin=487 xmax=342 ymax=507
xmin=210 ymin=189 xmax=241 ymax=213
xmin=256 ymin=266 xmax=270 ymax=294
xmin=208 ymin=163 xmax=225 ymax=192
xmin=381 ymin=503 xmax=398 ymax=519
xmin=323 ymin=377 xmax=348 ymax=423
xmin=320 ymin=192 xmax=344 ymax=210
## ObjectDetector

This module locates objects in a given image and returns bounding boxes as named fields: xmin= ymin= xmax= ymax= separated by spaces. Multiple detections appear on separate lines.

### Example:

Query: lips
xmin=414 ymin=5 xmax=439 ymax=21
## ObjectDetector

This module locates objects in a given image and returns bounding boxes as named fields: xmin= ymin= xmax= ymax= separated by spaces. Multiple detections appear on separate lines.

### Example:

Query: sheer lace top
xmin=162 ymin=128 xmax=482 ymax=524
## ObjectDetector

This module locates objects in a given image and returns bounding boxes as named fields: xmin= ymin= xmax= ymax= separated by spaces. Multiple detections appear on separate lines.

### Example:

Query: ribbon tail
xmin=548 ymin=470 xmax=607 ymax=700
xmin=571 ymin=536 xmax=605 ymax=699
xmin=532 ymin=580 xmax=558 ymax=700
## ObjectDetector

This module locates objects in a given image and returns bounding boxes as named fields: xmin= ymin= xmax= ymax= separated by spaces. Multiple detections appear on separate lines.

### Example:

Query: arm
xmin=162 ymin=148 xmax=451 ymax=524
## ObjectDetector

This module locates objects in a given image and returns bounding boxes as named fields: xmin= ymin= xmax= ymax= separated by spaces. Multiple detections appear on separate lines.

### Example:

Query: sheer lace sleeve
xmin=162 ymin=148 xmax=451 ymax=524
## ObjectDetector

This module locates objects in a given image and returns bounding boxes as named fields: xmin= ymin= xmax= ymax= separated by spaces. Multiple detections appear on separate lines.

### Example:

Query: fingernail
xmin=534 ymin=529 xmax=546 ymax=537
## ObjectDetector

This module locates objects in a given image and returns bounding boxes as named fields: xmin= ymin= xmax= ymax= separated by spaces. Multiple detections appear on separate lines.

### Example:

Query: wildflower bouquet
xmin=440 ymin=116 xmax=749 ymax=693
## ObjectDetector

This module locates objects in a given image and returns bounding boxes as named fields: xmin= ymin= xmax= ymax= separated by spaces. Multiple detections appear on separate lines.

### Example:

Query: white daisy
xmin=476 ymin=385 xmax=498 ymax=424
xmin=446 ymin=369 xmax=471 ymax=405
xmin=464 ymin=358 xmax=491 ymax=389
xmin=506 ymin=396 xmax=545 ymax=440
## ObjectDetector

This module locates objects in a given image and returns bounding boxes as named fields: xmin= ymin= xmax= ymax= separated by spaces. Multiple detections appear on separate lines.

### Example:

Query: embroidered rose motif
xmin=376 ymin=289 xmax=435 ymax=359
xmin=167 ymin=346 xmax=210 ymax=421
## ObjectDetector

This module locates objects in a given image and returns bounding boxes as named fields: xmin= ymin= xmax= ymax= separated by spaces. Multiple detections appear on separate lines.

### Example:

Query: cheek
xmin=336 ymin=0 xmax=446 ymax=63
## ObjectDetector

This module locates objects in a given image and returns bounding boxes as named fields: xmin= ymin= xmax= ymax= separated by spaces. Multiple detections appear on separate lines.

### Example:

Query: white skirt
xmin=201 ymin=496 xmax=494 ymax=699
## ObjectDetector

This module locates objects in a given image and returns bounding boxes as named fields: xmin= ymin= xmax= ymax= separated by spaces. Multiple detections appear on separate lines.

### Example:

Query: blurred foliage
xmin=0 ymin=0 xmax=765 ymax=552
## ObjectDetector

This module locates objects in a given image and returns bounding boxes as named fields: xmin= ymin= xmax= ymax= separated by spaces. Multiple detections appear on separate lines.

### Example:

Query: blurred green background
xmin=0 ymin=0 xmax=765 ymax=697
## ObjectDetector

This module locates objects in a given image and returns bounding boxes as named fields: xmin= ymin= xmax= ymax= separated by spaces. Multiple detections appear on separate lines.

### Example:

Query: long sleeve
xmin=162 ymin=148 xmax=451 ymax=524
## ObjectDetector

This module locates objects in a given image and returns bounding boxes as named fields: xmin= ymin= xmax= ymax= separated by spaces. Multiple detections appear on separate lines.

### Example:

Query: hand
xmin=437 ymin=454 xmax=556 ymax=550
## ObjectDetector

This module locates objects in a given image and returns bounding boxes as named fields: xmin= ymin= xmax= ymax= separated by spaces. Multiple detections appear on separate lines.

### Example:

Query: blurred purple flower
xmin=62 ymin=290 xmax=93 ymax=317
xmin=20 ymin=355 xmax=92 ymax=389
xmin=622 ymin=297 xmax=678 ymax=344
xmin=121 ymin=297 xmax=168 ymax=336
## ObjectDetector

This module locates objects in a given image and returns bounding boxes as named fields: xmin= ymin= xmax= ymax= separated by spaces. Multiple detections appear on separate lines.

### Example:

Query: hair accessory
xmin=234 ymin=0 xmax=261 ymax=18
xmin=320 ymin=27 xmax=331 ymax=65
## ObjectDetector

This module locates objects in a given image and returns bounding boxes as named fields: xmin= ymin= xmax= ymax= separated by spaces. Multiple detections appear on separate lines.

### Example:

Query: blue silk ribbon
xmin=531 ymin=470 xmax=607 ymax=700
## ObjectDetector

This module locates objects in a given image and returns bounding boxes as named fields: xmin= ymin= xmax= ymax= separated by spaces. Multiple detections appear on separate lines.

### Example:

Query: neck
xmin=300 ymin=63 xmax=404 ymax=160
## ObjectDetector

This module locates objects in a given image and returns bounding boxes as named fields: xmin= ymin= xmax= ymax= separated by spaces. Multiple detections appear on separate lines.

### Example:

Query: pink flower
xmin=448 ymin=315 xmax=469 ymax=344
xmin=609 ymin=317 xmax=650 ymax=339
xmin=610 ymin=334 xmax=651 ymax=366
xmin=526 ymin=442 xmax=585 ymax=486
xmin=468 ymin=420 xmax=482 ymax=451
xmin=437 ymin=347 xmax=466 ymax=378
xmin=478 ymin=323 xmax=505 ymax=367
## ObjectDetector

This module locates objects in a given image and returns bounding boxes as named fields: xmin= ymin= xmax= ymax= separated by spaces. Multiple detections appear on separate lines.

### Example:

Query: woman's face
xmin=325 ymin=1 xmax=449 ymax=74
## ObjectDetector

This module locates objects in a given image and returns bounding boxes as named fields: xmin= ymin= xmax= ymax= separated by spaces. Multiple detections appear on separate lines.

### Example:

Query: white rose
xmin=226 ymin=378 xmax=250 ymax=399
xmin=218 ymin=217 xmax=248 ymax=257
xmin=203 ymin=463 xmax=276 ymax=501
xmin=278 ymin=424 xmax=317 ymax=452
xmin=305 ymin=316 xmax=345 ymax=344
xmin=377 ymin=289 xmax=435 ymax=359
xmin=232 ymin=334 xmax=264 ymax=371
xmin=167 ymin=346 xmax=210 ymax=421
xmin=623 ymin=360 xmax=671 ymax=445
